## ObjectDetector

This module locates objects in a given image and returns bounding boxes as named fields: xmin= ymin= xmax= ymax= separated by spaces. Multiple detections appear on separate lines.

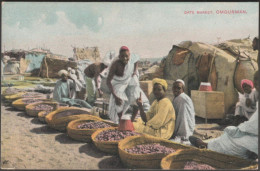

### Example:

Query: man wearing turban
xmin=132 ymin=78 xmax=176 ymax=139
xmin=107 ymin=46 xmax=150 ymax=124
xmin=171 ymin=79 xmax=195 ymax=140
xmin=53 ymin=69 xmax=92 ymax=108
xmin=234 ymin=79 xmax=258 ymax=124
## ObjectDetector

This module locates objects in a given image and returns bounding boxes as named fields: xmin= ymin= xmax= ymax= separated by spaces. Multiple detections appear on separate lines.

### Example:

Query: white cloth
xmin=208 ymin=103 xmax=258 ymax=159
xmin=108 ymin=54 xmax=150 ymax=124
xmin=172 ymin=93 xmax=195 ymax=139
xmin=235 ymin=89 xmax=258 ymax=119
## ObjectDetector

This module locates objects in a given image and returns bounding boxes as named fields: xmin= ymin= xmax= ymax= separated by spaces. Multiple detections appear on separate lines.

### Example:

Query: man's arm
xmin=132 ymin=62 xmax=138 ymax=76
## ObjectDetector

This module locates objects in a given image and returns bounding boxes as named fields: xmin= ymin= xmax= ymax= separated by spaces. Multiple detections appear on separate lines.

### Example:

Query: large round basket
xmin=91 ymin=127 xmax=142 ymax=155
xmin=12 ymin=98 xmax=47 ymax=111
xmin=67 ymin=119 xmax=117 ymax=142
xmin=118 ymin=134 xmax=196 ymax=169
xmin=25 ymin=101 xmax=59 ymax=117
xmin=2 ymin=88 xmax=25 ymax=98
xmin=4 ymin=92 xmax=26 ymax=102
xmin=37 ymin=103 xmax=70 ymax=123
xmin=45 ymin=107 xmax=96 ymax=131
xmin=5 ymin=92 xmax=44 ymax=102
xmin=160 ymin=149 xmax=258 ymax=170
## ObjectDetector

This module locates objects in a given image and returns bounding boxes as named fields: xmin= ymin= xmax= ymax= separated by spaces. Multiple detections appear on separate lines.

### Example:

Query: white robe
xmin=208 ymin=103 xmax=258 ymax=159
xmin=235 ymin=89 xmax=258 ymax=119
xmin=108 ymin=54 xmax=150 ymax=124
xmin=172 ymin=93 xmax=195 ymax=140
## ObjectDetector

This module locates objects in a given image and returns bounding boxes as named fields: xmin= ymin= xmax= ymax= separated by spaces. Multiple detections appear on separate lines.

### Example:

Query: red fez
xmin=119 ymin=46 xmax=129 ymax=52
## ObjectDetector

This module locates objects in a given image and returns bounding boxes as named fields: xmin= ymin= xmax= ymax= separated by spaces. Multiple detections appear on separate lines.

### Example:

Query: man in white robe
xmin=172 ymin=79 xmax=195 ymax=140
xmin=107 ymin=46 xmax=150 ymax=124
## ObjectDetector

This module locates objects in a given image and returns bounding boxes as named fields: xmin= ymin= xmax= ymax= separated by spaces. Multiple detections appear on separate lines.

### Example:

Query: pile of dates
xmin=184 ymin=161 xmax=215 ymax=170
xmin=23 ymin=99 xmax=42 ymax=104
xmin=4 ymin=88 xmax=23 ymax=95
xmin=125 ymin=143 xmax=176 ymax=154
xmin=33 ymin=104 xmax=54 ymax=111
xmin=77 ymin=121 xmax=111 ymax=129
xmin=96 ymin=130 xmax=140 ymax=141
xmin=21 ymin=92 xmax=42 ymax=97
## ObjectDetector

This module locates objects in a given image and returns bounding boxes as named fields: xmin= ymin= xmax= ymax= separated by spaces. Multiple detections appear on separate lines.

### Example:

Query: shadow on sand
xmin=30 ymin=118 xmax=45 ymax=125
xmin=98 ymin=156 xmax=125 ymax=169
xmin=17 ymin=112 xmax=31 ymax=118
xmin=30 ymin=125 xmax=60 ymax=134
xmin=79 ymin=143 xmax=110 ymax=158
xmin=55 ymin=133 xmax=84 ymax=144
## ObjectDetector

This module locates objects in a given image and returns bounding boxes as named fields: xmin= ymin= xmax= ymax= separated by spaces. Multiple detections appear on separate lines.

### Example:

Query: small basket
xmin=67 ymin=119 xmax=116 ymax=142
xmin=4 ymin=92 xmax=26 ymax=102
xmin=38 ymin=110 xmax=51 ymax=123
xmin=45 ymin=107 xmax=96 ymax=131
xmin=118 ymin=134 xmax=196 ymax=169
xmin=25 ymin=101 xmax=59 ymax=117
xmin=160 ymin=149 xmax=258 ymax=170
xmin=12 ymin=98 xmax=47 ymax=111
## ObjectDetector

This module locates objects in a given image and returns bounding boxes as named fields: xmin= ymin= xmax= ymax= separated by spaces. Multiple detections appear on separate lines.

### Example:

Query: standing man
xmin=107 ymin=46 xmax=150 ymax=124
xmin=172 ymin=79 xmax=195 ymax=140
xmin=84 ymin=62 xmax=108 ymax=106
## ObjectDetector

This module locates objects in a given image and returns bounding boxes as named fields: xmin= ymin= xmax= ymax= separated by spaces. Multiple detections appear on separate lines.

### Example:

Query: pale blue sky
xmin=2 ymin=2 xmax=259 ymax=58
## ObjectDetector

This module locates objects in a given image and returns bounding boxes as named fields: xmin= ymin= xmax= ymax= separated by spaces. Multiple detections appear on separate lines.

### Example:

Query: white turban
xmin=58 ymin=70 xmax=68 ymax=77
xmin=176 ymin=79 xmax=185 ymax=86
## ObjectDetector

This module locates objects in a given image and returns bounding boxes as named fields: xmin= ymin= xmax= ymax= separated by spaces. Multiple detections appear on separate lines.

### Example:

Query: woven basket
xmin=37 ymin=103 xmax=70 ymax=123
xmin=67 ymin=119 xmax=117 ymax=142
xmin=25 ymin=101 xmax=59 ymax=117
xmin=4 ymin=92 xmax=27 ymax=102
xmin=12 ymin=98 xmax=47 ymax=111
xmin=118 ymin=134 xmax=195 ymax=169
xmin=91 ymin=127 xmax=121 ymax=154
xmin=160 ymin=149 xmax=258 ymax=170
xmin=45 ymin=107 xmax=97 ymax=131
xmin=2 ymin=88 xmax=25 ymax=98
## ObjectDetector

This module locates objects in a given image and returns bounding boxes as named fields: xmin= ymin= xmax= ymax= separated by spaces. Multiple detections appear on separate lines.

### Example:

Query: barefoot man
xmin=107 ymin=46 xmax=150 ymax=124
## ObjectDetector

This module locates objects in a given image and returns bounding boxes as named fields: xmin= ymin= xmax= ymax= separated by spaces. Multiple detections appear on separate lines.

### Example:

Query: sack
xmin=67 ymin=119 xmax=116 ymax=142
xmin=12 ymin=98 xmax=48 ymax=111
xmin=161 ymin=149 xmax=258 ymax=170
xmin=45 ymin=107 xmax=94 ymax=131
xmin=118 ymin=134 xmax=195 ymax=169
xmin=25 ymin=101 xmax=59 ymax=117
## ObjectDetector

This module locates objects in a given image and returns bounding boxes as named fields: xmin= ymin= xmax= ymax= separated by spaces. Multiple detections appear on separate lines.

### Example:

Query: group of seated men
xmin=52 ymin=44 xmax=258 ymax=160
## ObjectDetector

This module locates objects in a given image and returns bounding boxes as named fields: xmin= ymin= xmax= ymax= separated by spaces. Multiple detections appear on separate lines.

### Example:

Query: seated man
xmin=172 ymin=79 xmax=195 ymax=140
xmin=133 ymin=78 xmax=176 ymax=140
xmin=189 ymin=71 xmax=259 ymax=160
xmin=233 ymin=79 xmax=258 ymax=125
xmin=53 ymin=70 xmax=92 ymax=109
xmin=84 ymin=62 xmax=108 ymax=106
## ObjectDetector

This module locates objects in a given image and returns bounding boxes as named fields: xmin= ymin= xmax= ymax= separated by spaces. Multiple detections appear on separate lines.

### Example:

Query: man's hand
xmin=98 ymin=89 xmax=103 ymax=97
xmin=246 ymin=98 xmax=252 ymax=107
xmin=136 ymin=92 xmax=143 ymax=107
xmin=115 ymin=96 xmax=123 ymax=106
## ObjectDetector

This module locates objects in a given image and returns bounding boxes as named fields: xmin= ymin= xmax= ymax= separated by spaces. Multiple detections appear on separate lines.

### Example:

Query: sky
xmin=1 ymin=2 xmax=259 ymax=59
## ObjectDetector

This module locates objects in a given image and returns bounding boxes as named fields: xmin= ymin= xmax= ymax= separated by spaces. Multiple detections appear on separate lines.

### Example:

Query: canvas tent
xmin=164 ymin=38 xmax=258 ymax=113
xmin=3 ymin=48 xmax=52 ymax=74
xmin=39 ymin=54 xmax=77 ymax=78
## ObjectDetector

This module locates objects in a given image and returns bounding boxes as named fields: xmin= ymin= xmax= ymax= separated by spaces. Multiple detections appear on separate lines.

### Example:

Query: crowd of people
xmin=52 ymin=37 xmax=259 ymax=160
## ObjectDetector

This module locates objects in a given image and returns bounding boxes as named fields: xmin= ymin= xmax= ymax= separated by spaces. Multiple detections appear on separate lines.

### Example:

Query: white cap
xmin=176 ymin=79 xmax=185 ymax=86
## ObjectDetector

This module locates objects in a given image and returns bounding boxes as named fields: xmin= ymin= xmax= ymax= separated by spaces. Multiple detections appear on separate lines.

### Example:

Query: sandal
xmin=189 ymin=136 xmax=207 ymax=149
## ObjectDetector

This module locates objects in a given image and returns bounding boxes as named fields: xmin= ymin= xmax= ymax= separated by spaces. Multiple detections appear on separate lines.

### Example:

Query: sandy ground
xmin=1 ymin=100 xmax=124 ymax=170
